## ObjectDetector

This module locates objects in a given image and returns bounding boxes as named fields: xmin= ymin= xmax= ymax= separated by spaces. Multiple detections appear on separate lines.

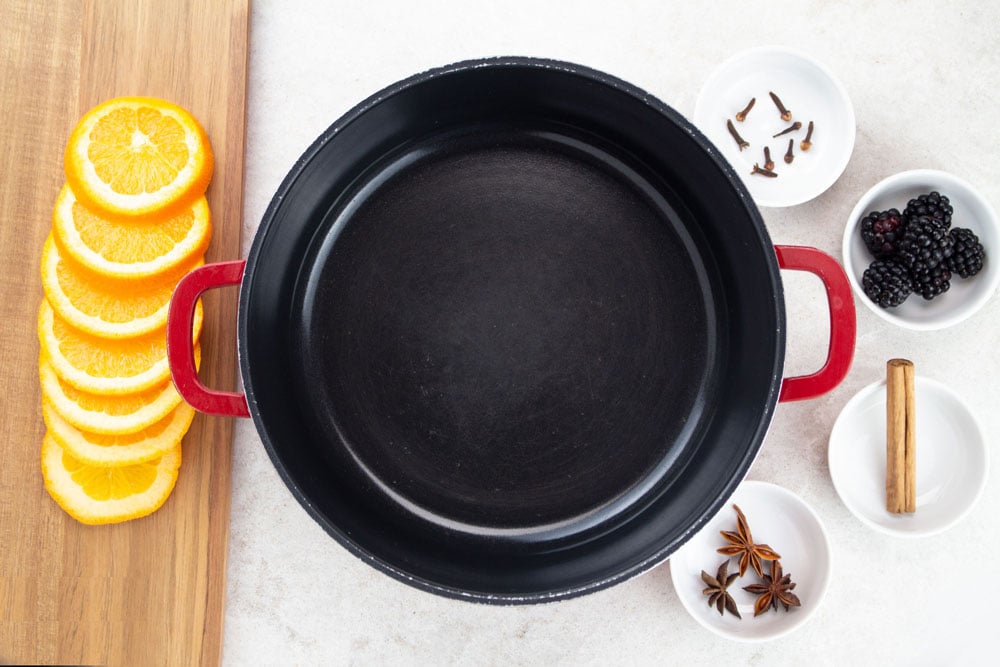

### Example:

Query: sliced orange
xmin=38 ymin=298 xmax=202 ymax=395
xmin=42 ymin=432 xmax=181 ymax=525
xmin=41 ymin=233 xmax=204 ymax=339
xmin=64 ymin=96 xmax=213 ymax=220
xmin=52 ymin=184 xmax=211 ymax=280
xmin=39 ymin=352 xmax=198 ymax=435
xmin=42 ymin=399 xmax=195 ymax=467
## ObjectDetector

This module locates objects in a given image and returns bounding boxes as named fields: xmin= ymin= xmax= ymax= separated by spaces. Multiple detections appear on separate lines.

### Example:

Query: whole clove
xmin=763 ymin=146 xmax=774 ymax=171
xmin=768 ymin=91 xmax=792 ymax=121
xmin=772 ymin=122 xmax=802 ymax=138
xmin=784 ymin=139 xmax=795 ymax=164
xmin=750 ymin=163 xmax=778 ymax=178
xmin=726 ymin=119 xmax=749 ymax=151
xmin=735 ymin=97 xmax=756 ymax=122
xmin=800 ymin=121 xmax=814 ymax=151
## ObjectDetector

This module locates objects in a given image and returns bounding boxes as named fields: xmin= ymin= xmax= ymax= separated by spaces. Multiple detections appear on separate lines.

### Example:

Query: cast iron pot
xmin=167 ymin=58 xmax=856 ymax=603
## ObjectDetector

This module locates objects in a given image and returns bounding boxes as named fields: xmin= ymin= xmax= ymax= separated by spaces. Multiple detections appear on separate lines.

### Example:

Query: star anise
xmin=717 ymin=504 xmax=781 ymax=577
xmin=700 ymin=559 xmax=741 ymax=618
xmin=742 ymin=559 xmax=801 ymax=617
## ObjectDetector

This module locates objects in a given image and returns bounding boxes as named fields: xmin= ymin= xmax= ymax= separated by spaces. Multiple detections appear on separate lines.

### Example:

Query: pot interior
xmin=241 ymin=59 xmax=784 ymax=601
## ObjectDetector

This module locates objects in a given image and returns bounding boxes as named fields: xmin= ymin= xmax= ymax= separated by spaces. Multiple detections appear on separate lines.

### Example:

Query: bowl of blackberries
xmin=843 ymin=169 xmax=999 ymax=330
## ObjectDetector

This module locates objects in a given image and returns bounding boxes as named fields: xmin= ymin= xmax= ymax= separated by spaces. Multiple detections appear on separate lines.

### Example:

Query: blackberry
xmin=944 ymin=227 xmax=986 ymax=278
xmin=859 ymin=208 xmax=906 ymax=258
xmin=862 ymin=259 xmax=913 ymax=308
xmin=895 ymin=216 xmax=953 ymax=275
xmin=911 ymin=264 xmax=952 ymax=300
xmin=903 ymin=191 xmax=953 ymax=229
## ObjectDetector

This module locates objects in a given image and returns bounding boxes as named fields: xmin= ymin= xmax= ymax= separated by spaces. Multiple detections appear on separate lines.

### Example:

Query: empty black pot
xmin=168 ymin=58 xmax=855 ymax=603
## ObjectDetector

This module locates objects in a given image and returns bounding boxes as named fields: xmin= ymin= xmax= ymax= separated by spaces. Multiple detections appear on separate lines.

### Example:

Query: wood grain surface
xmin=0 ymin=1 xmax=249 ymax=664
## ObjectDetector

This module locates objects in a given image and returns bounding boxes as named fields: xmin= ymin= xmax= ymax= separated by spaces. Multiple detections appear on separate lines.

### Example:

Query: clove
xmin=772 ymin=121 xmax=802 ymax=138
xmin=763 ymin=146 xmax=774 ymax=171
xmin=768 ymin=91 xmax=792 ymax=121
xmin=735 ymin=97 xmax=756 ymax=122
xmin=726 ymin=119 xmax=749 ymax=151
xmin=800 ymin=120 xmax=814 ymax=151
xmin=751 ymin=163 xmax=778 ymax=178
xmin=784 ymin=138 xmax=795 ymax=164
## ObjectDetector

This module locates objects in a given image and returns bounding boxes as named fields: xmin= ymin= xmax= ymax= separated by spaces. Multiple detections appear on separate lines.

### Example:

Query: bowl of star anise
xmin=668 ymin=480 xmax=831 ymax=642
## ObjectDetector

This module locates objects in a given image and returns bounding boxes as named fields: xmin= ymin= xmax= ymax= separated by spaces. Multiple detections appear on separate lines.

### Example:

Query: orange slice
xmin=52 ymin=184 xmax=211 ymax=280
xmin=39 ymin=352 xmax=198 ymax=435
xmin=38 ymin=299 xmax=202 ymax=395
xmin=42 ymin=399 xmax=195 ymax=467
xmin=42 ymin=432 xmax=181 ymax=525
xmin=41 ymin=233 xmax=204 ymax=339
xmin=64 ymin=96 xmax=213 ymax=219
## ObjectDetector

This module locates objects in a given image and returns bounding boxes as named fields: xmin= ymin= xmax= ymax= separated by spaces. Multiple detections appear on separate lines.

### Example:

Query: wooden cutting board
xmin=0 ymin=1 xmax=248 ymax=664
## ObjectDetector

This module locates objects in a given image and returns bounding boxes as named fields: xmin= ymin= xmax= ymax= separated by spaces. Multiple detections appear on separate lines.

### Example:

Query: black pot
xmin=168 ymin=58 xmax=855 ymax=603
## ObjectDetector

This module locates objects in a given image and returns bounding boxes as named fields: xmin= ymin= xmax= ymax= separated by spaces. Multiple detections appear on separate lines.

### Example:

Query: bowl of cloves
xmin=693 ymin=46 xmax=855 ymax=208
xmin=842 ymin=169 xmax=1000 ymax=330
xmin=669 ymin=480 xmax=831 ymax=642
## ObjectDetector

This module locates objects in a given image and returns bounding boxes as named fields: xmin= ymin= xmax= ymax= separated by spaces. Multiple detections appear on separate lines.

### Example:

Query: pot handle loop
xmin=775 ymin=245 xmax=856 ymax=402
xmin=167 ymin=260 xmax=251 ymax=417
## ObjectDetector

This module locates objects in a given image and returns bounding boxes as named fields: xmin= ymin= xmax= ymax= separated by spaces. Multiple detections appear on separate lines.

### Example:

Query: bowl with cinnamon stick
xmin=827 ymin=361 xmax=987 ymax=537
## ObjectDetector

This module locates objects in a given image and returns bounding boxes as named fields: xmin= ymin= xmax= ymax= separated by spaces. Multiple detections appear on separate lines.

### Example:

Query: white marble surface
xmin=224 ymin=1 xmax=1000 ymax=664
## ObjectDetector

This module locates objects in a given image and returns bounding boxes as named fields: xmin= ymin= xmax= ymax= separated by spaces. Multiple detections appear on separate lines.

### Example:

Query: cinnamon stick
xmin=886 ymin=359 xmax=915 ymax=514
xmin=886 ymin=360 xmax=907 ymax=513
xmin=903 ymin=361 xmax=916 ymax=512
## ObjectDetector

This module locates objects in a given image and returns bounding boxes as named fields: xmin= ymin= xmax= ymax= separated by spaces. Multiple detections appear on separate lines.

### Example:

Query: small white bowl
xmin=669 ymin=481 xmax=831 ymax=642
xmin=843 ymin=169 xmax=1000 ymax=330
xmin=828 ymin=376 xmax=987 ymax=538
xmin=693 ymin=46 xmax=855 ymax=208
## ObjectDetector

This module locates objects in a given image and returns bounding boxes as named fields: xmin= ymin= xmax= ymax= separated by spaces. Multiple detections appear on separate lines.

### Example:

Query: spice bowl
xmin=843 ymin=169 xmax=1000 ymax=330
xmin=693 ymin=46 xmax=855 ymax=208
xmin=669 ymin=480 xmax=831 ymax=642
xmin=828 ymin=376 xmax=987 ymax=538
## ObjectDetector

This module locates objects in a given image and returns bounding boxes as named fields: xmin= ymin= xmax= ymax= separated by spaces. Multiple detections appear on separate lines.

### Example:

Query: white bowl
xmin=828 ymin=376 xmax=987 ymax=538
xmin=669 ymin=481 xmax=831 ymax=642
xmin=843 ymin=169 xmax=1000 ymax=330
xmin=693 ymin=46 xmax=855 ymax=208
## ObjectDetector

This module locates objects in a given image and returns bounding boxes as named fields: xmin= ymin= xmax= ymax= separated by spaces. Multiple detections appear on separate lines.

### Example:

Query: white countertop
xmin=225 ymin=1 xmax=1000 ymax=663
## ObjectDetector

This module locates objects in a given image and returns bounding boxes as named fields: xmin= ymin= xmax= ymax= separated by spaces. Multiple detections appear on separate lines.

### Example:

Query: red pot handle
xmin=167 ymin=260 xmax=251 ymax=417
xmin=168 ymin=249 xmax=855 ymax=413
xmin=775 ymin=245 xmax=856 ymax=402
